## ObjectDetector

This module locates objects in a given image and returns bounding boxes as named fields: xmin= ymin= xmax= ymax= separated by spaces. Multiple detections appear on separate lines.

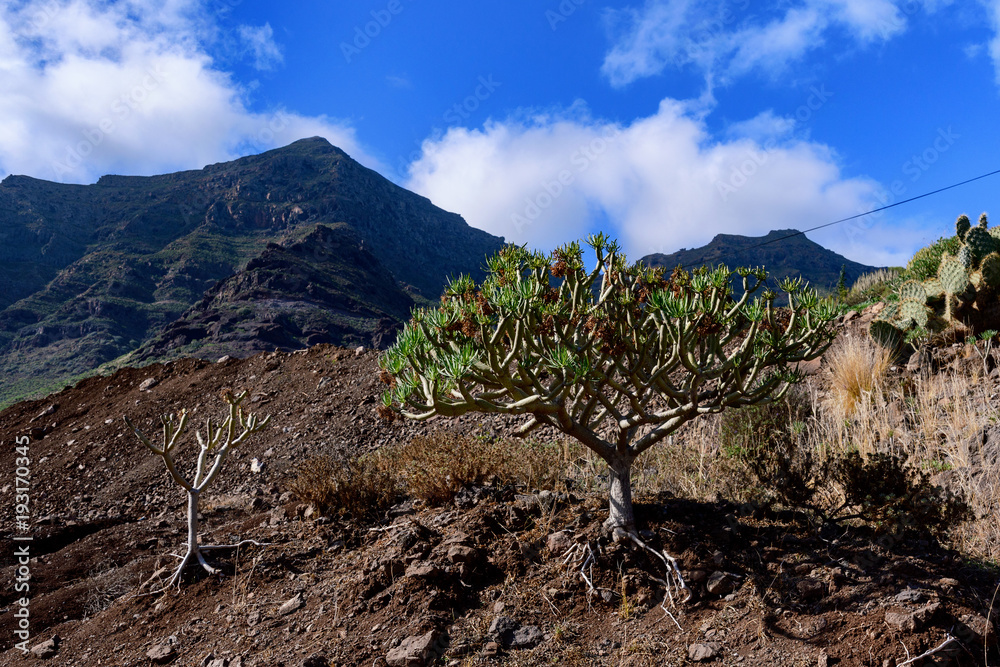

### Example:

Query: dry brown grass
xmin=396 ymin=432 xmax=579 ymax=505
xmin=286 ymin=452 xmax=401 ymax=521
xmin=824 ymin=333 xmax=893 ymax=419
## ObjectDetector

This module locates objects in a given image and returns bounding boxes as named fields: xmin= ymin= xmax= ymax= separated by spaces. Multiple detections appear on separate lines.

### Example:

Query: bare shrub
xmin=287 ymin=452 xmax=401 ymax=522
xmin=397 ymin=432 xmax=513 ymax=505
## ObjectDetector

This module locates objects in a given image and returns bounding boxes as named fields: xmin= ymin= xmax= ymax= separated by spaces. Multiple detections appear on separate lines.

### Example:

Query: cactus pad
xmin=958 ymin=245 xmax=974 ymax=269
xmin=898 ymin=298 xmax=929 ymax=327
xmin=922 ymin=278 xmax=945 ymax=300
xmin=898 ymin=280 xmax=926 ymax=303
xmin=939 ymin=256 xmax=970 ymax=295
xmin=966 ymin=226 xmax=995 ymax=263
xmin=957 ymin=214 xmax=972 ymax=240
xmin=979 ymin=252 xmax=1000 ymax=290
xmin=979 ymin=212 xmax=989 ymax=229
xmin=880 ymin=302 xmax=900 ymax=322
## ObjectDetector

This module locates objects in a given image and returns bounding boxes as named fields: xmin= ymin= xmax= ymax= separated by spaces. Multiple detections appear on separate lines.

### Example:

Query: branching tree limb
xmin=125 ymin=390 xmax=271 ymax=590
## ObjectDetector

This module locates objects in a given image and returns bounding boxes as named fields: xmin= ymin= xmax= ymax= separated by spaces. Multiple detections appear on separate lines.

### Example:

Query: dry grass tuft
xmin=397 ymin=432 xmax=577 ymax=504
xmin=287 ymin=452 xmax=401 ymax=522
xmin=825 ymin=334 xmax=893 ymax=418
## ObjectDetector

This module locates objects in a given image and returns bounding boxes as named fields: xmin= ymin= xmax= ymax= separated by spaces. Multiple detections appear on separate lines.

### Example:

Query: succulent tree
xmin=378 ymin=235 xmax=838 ymax=536
xmin=125 ymin=390 xmax=271 ymax=589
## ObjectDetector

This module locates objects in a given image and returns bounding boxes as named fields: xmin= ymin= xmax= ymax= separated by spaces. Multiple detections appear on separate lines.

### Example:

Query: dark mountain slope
xmin=0 ymin=138 xmax=504 ymax=406
xmin=640 ymin=229 xmax=878 ymax=293
xmin=134 ymin=224 xmax=413 ymax=361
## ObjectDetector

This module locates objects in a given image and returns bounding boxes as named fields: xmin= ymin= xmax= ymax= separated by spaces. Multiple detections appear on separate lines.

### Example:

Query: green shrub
xmin=904 ymin=236 xmax=961 ymax=281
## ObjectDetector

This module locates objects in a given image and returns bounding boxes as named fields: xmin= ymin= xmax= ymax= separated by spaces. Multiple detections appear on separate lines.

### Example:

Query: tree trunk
xmin=603 ymin=456 xmax=636 ymax=534
xmin=187 ymin=490 xmax=200 ymax=559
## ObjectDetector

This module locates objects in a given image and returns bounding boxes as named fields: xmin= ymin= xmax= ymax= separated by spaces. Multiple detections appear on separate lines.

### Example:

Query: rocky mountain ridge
xmin=0 ymin=137 xmax=505 ymax=407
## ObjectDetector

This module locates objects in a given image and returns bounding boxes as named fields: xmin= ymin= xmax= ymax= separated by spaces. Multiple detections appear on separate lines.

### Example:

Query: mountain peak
xmin=641 ymin=228 xmax=877 ymax=294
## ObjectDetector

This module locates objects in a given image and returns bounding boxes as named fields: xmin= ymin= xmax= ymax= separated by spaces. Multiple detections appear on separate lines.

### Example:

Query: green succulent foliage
xmin=379 ymin=235 xmax=839 ymax=467
xmin=956 ymin=214 xmax=972 ymax=241
xmin=979 ymin=212 xmax=989 ymax=229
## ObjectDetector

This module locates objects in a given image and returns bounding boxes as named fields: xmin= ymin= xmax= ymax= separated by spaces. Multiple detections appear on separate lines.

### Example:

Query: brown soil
xmin=0 ymin=339 xmax=997 ymax=666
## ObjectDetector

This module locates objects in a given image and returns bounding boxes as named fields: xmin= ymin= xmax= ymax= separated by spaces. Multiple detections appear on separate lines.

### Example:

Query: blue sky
xmin=3 ymin=1 xmax=1000 ymax=268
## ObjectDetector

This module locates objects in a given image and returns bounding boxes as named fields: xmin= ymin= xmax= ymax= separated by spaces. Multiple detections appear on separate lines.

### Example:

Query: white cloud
xmin=601 ymin=0 xmax=909 ymax=87
xmin=405 ymin=99 xmax=898 ymax=266
xmin=238 ymin=23 xmax=283 ymax=71
xmin=0 ymin=1 xmax=376 ymax=183
xmin=983 ymin=0 xmax=1000 ymax=84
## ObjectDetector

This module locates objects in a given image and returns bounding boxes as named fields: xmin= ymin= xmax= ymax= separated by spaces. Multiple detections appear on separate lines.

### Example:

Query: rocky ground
xmin=0 ymin=319 xmax=998 ymax=666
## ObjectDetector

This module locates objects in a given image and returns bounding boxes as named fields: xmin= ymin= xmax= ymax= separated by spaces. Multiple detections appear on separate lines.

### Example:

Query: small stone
xmin=447 ymin=545 xmax=476 ymax=564
xmin=216 ymin=355 xmax=231 ymax=364
xmin=510 ymin=625 xmax=544 ymax=649
xmin=938 ymin=577 xmax=960 ymax=588
xmin=895 ymin=588 xmax=924 ymax=603
xmin=385 ymin=630 xmax=447 ymax=667
xmin=685 ymin=569 xmax=707 ymax=584
xmin=250 ymin=458 xmax=263 ymax=473
xmin=481 ymin=642 xmax=500 ymax=658
xmin=30 ymin=637 xmax=59 ymax=659
xmin=884 ymin=610 xmax=918 ymax=633
xmin=706 ymin=571 xmax=735 ymax=595
xmin=546 ymin=531 xmax=573 ymax=554
xmin=818 ymin=650 xmax=829 ymax=667
xmin=797 ymin=578 xmax=826 ymax=601
xmin=139 ymin=377 xmax=158 ymax=391
xmin=354 ymin=346 xmax=365 ymax=357
xmin=405 ymin=563 xmax=444 ymax=579
xmin=688 ymin=642 xmax=722 ymax=662
xmin=488 ymin=615 xmax=520 ymax=646
xmin=278 ymin=593 xmax=304 ymax=616
xmin=302 ymin=655 xmax=328 ymax=667
xmin=147 ymin=643 xmax=176 ymax=664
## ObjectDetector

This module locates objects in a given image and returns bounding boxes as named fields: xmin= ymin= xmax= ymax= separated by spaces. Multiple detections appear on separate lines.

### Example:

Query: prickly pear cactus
xmin=979 ymin=252 xmax=1000 ymax=290
xmin=966 ymin=226 xmax=996 ymax=265
xmin=957 ymin=245 xmax=974 ymax=269
xmin=939 ymin=255 xmax=970 ymax=296
xmin=957 ymin=214 xmax=972 ymax=241
xmin=898 ymin=299 xmax=930 ymax=328
xmin=871 ymin=211 xmax=1000 ymax=350
xmin=922 ymin=278 xmax=944 ymax=300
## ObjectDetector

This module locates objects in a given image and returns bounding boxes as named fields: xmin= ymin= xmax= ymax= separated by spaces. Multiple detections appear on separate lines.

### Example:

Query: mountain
xmin=0 ymin=137 xmax=505 ymax=407
xmin=639 ymin=229 xmax=879 ymax=293
xmin=132 ymin=223 xmax=414 ymax=363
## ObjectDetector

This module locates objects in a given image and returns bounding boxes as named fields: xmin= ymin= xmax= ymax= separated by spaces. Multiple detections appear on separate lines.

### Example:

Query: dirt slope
xmin=0 ymin=342 xmax=997 ymax=666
